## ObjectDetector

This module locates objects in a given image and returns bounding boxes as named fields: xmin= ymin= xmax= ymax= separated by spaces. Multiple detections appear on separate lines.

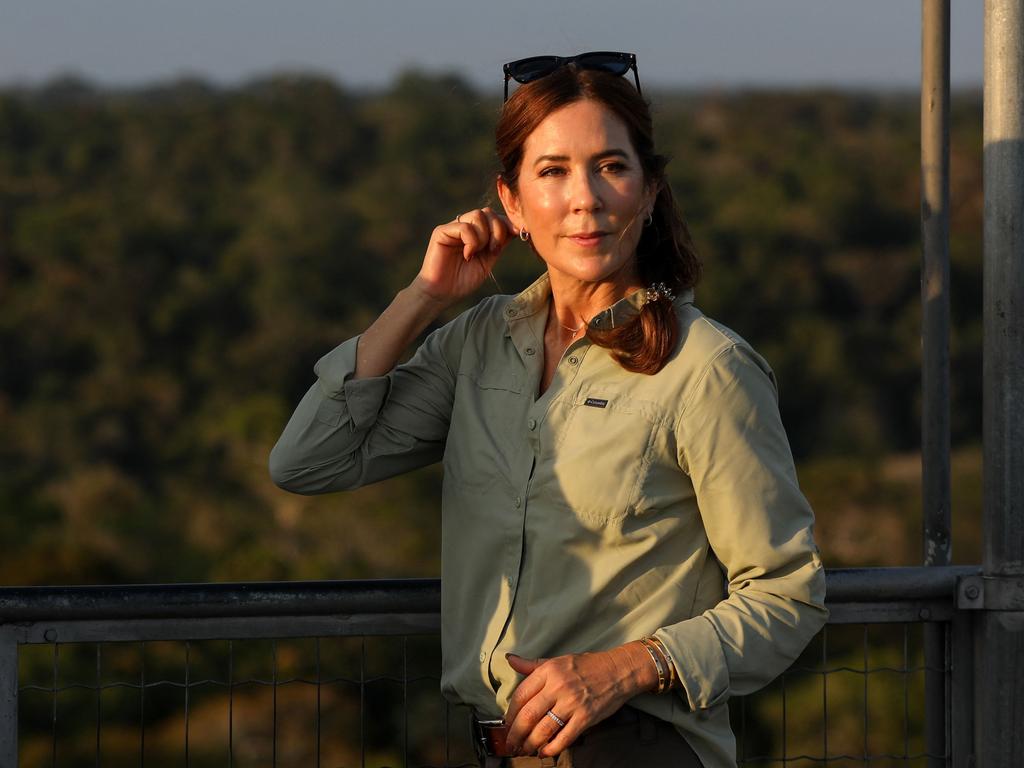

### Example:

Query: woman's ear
xmin=644 ymin=181 xmax=660 ymax=219
xmin=496 ymin=176 xmax=523 ymax=231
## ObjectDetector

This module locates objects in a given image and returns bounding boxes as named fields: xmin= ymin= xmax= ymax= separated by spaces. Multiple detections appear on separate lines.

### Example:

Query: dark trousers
xmin=479 ymin=707 xmax=703 ymax=768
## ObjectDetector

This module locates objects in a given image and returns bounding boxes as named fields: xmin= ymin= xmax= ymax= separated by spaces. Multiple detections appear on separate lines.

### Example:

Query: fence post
xmin=920 ymin=0 xmax=952 ymax=570
xmin=981 ymin=1 xmax=1024 ymax=767
xmin=949 ymin=610 xmax=974 ymax=768
xmin=921 ymin=2 xmax=952 ymax=766
xmin=0 ymin=628 xmax=18 ymax=767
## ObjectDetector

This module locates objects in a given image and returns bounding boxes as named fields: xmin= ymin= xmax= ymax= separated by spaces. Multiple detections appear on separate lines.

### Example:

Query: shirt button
xmin=568 ymin=356 xmax=579 ymax=366
xmin=514 ymin=496 xmax=522 ymax=508
xmin=479 ymin=651 xmax=487 ymax=662
xmin=527 ymin=418 xmax=537 ymax=430
xmin=507 ymin=576 xmax=514 ymax=587
xmin=525 ymin=347 xmax=536 ymax=356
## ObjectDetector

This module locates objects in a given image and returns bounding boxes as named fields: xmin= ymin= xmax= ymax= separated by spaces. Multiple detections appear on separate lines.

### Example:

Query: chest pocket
xmin=543 ymin=386 xmax=663 ymax=526
xmin=443 ymin=364 xmax=522 ymax=492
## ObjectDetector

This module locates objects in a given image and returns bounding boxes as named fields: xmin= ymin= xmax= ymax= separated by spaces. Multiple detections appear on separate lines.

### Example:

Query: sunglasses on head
xmin=502 ymin=51 xmax=642 ymax=102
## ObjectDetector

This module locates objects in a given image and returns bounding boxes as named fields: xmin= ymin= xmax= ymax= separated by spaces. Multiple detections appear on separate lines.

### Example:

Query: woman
xmin=270 ymin=52 xmax=827 ymax=768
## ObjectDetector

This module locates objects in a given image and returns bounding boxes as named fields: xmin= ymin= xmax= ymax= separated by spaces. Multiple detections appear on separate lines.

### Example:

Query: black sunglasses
xmin=502 ymin=51 xmax=641 ymax=102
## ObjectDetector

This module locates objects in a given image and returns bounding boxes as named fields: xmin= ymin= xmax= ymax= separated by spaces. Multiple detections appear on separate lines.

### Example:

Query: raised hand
xmin=412 ymin=207 xmax=516 ymax=306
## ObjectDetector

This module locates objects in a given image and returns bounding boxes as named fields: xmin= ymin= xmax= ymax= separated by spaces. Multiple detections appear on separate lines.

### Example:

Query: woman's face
xmin=498 ymin=99 xmax=654 ymax=291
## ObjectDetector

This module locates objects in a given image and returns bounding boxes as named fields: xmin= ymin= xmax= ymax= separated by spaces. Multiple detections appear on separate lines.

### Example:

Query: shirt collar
xmin=503 ymin=272 xmax=695 ymax=336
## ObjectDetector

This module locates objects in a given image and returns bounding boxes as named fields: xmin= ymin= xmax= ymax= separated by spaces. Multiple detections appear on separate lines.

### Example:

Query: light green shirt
xmin=270 ymin=273 xmax=828 ymax=768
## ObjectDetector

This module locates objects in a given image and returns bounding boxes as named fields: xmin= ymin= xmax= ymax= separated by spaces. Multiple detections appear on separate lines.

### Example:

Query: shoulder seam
xmin=693 ymin=315 xmax=747 ymax=347
xmin=678 ymin=341 xmax=743 ymax=420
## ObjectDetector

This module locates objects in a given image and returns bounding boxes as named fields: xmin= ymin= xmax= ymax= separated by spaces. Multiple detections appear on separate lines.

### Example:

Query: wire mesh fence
xmin=1 ymin=571 xmax=976 ymax=768
xmin=732 ymin=623 xmax=943 ymax=767
xmin=17 ymin=634 xmax=478 ymax=768
xmin=12 ymin=621 xmax=950 ymax=767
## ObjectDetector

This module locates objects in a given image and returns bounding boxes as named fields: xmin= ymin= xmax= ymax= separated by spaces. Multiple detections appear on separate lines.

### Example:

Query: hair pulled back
xmin=496 ymin=65 xmax=702 ymax=374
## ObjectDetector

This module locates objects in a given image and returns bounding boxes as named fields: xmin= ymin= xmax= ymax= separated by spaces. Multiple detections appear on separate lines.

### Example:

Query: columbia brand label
xmin=584 ymin=397 xmax=608 ymax=408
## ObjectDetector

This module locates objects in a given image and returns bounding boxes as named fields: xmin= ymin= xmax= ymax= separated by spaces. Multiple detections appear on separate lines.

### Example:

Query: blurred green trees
xmin=0 ymin=73 xmax=984 ymax=587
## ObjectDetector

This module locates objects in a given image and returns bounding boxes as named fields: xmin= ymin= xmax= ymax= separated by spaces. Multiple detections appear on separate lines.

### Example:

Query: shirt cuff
xmin=654 ymin=617 xmax=730 ymax=711
xmin=313 ymin=335 xmax=391 ymax=431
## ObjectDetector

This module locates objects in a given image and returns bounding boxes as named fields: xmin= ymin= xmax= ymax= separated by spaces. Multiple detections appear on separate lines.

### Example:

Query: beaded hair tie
xmin=642 ymin=282 xmax=676 ymax=306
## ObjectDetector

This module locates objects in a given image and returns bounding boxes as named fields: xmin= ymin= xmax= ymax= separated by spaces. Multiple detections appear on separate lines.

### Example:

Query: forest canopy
xmin=0 ymin=73 xmax=985 ymax=586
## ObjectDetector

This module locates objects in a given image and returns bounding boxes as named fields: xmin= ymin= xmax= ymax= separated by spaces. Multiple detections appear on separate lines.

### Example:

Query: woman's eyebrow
xmin=533 ymin=154 xmax=569 ymax=166
xmin=532 ymin=149 xmax=630 ymax=167
xmin=593 ymin=149 xmax=630 ymax=161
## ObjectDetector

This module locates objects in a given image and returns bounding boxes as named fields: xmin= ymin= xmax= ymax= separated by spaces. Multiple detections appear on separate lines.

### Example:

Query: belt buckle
xmin=473 ymin=717 xmax=512 ymax=759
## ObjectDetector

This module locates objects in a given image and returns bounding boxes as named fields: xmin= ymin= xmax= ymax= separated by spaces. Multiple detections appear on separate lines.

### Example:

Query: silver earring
xmin=645 ymin=211 xmax=654 ymax=226
xmin=519 ymin=228 xmax=530 ymax=242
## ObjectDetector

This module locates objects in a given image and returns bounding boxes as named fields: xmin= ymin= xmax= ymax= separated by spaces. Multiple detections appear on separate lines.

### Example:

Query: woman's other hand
xmin=411 ymin=207 xmax=515 ymax=307
xmin=503 ymin=644 xmax=658 ymax=758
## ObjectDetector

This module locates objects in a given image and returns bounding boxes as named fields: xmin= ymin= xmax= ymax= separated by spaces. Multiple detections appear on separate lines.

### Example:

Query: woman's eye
xmin=600 ymin=162 xmax=627 ymax=174
xmin=539 ymin=166 xmax=566 ymax=177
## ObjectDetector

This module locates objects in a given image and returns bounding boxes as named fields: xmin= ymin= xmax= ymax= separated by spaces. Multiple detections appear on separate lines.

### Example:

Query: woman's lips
xmin=567 ymin=231 xmax=608 ymax=247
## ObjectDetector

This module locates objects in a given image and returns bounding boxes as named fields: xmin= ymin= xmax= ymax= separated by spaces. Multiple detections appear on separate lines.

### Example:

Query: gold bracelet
xmin=639 ymin=638 xmax=668 ymax=694
xmin=647 ymin=635 xmax=678 ymax=690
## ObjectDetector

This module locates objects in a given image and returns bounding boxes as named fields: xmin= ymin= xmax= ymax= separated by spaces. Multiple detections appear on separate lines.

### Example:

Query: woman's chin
xmin=544 ymin=254 xmax=637 ymax=288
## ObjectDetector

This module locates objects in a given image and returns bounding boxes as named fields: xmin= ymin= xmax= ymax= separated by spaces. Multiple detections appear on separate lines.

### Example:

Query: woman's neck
xmin=545 ymin=269 xmax=643 ymax=340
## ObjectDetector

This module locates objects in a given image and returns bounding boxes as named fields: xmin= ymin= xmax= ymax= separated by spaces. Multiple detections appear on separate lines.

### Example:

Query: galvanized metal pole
xmin=980 ymin=1 xmax=1024 ymax=767
xmin=921 ymin=0 xmax=952 ymax=569
xmin=0 ymin=630 xmax=18 ymax=768
xmin=921 ymin=2 xmax=952 ymax=765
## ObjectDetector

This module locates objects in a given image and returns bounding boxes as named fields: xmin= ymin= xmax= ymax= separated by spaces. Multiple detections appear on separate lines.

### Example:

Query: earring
xmin=645 ymin=211 xmax=654 ymax=226
xmin=519 ymin=228 xmax=530 ymax=242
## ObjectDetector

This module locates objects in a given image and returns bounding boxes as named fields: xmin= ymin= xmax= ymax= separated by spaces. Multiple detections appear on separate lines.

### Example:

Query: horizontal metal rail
xmin=0 ymin=578 xmax=442 ymax=622
xmin=824 ymin=565 xmax=978 ymax=601
xmin=0 ymin=567 xmax=981 ymax=624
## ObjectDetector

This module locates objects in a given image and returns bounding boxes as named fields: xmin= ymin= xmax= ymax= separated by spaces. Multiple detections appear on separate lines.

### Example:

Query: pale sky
xmin=1 ymin=1 xmax=984 ymax=91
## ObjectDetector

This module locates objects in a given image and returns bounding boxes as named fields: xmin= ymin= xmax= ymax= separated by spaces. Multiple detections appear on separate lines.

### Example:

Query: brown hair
xmin=496 ymin=65 xmax=702 ymax=374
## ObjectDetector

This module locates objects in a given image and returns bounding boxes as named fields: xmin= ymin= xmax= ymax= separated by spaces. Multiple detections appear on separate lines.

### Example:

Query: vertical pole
xmin=921 ymin=0 xmax=952 ymax=567
xmin=921 ymin=2 xmax=952 ymax=766
xmin=949 ymin=611 xmax=974 ymax=768
xmin=0 ymin=629 xmax=18 ymax=767
xmin=981 ymin=2 xmax=1024 ymax=768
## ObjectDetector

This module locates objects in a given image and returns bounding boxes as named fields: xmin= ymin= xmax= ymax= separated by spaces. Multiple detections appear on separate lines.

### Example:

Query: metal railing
xmin=0 ymin=566 xmax=981 ymax=767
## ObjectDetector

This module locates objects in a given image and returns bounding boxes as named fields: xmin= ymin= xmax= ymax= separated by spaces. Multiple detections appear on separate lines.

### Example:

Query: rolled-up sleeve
xmin=654 ymin=343 xmax=828 ymax=711
xmin=269 ymin=307 xmax=476 ymax=495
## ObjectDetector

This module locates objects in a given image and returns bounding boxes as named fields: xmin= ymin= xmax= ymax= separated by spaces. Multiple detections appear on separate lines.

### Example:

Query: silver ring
xmin=456 ymin=213 xmax=463 ymax=223
xmin=545 ymin=710 xmax=566 ymax=728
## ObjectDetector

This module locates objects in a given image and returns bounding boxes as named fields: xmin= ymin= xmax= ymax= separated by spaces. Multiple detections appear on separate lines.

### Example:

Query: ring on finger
xmin=456 ymin=213 xmax=462 ymax=223
xmin=545 ymin=710 xmax=566 ymax=729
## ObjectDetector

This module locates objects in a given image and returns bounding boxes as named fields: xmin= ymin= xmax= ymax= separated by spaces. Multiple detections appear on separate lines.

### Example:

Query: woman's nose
xmin=570 ymin=171 xmax=603 ymax=212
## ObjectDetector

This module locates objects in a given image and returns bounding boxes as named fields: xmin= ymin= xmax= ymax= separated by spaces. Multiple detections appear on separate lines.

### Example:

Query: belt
xmin=472 ymin=706 xmax=645 ymax=760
